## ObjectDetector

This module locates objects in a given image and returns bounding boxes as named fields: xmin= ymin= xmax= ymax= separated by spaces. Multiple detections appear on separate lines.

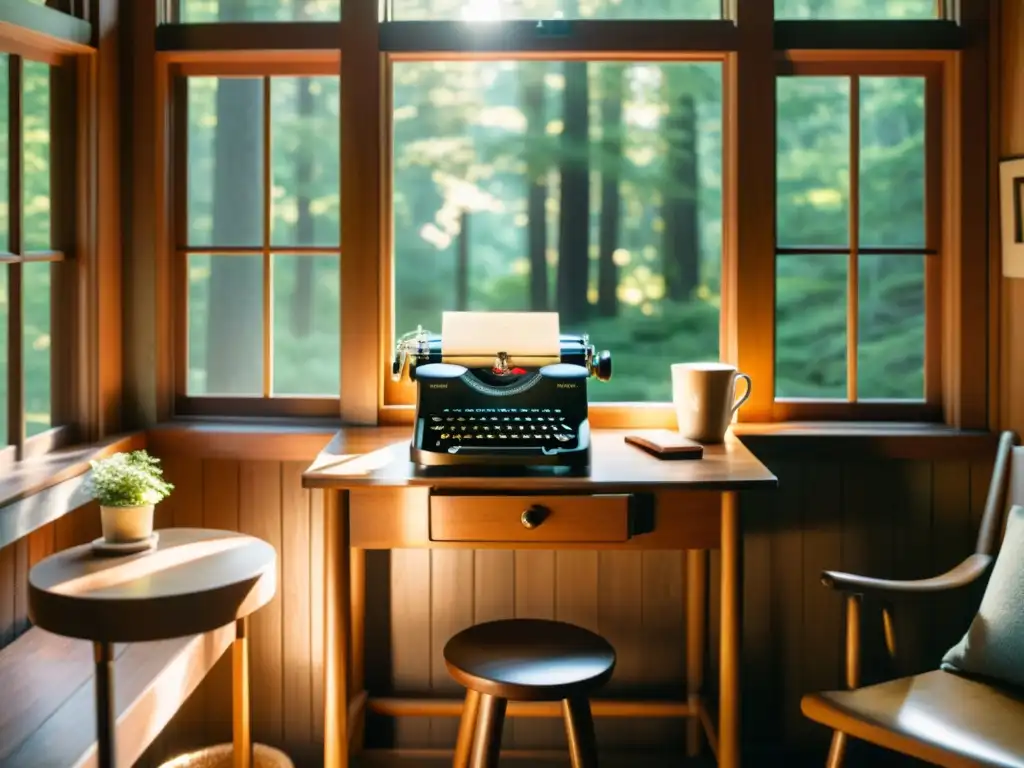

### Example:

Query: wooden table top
xmin=28 ymin=528 xmax=276 ymax=643
xmin=302 ymin=428 xmax=777 ymax=492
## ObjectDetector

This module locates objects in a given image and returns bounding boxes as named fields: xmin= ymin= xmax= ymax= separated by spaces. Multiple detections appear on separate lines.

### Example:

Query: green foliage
xmin=180 ymin=0 xmax=932 ymax=407
xmin=87 ymin=451 xmax=175 ymax=509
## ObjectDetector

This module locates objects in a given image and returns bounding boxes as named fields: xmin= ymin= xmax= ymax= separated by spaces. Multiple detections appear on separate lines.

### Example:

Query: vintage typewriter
xmin=391 ymin=312 xmax=612 ymax=469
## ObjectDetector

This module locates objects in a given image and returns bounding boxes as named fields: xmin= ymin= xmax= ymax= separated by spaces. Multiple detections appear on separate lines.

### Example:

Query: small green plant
xmin=87 ymin=450 xmax=175 ymax=508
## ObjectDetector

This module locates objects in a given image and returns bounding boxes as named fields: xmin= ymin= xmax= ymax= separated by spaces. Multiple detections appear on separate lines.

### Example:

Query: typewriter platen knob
xmin=520 ymin=505 xmax=549 ymax=530
xmin=595 ymin=350 xmax=612 ymax=382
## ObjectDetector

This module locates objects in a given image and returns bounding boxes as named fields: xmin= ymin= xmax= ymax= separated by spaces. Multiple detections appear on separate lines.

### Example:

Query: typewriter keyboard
xmin=423 ymin=407 xmax=577 ymax=448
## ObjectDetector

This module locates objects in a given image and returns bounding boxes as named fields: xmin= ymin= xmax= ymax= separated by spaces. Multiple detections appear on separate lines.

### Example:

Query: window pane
xmin=392 ymin=61 xmax=723 ymax=403
xmin=188 ymin=254 xmax=264 ymax=395
xmin=858 ymin=254 xmax=924 ymax=400
xmin=777 ymin=77 xmax=849 ymax=248
xmin=179 ymin=0 xmax=341 ymax=22
xmin=0 ymin=55 xmax=7 ymax=253
xmin=775 ymin=254 xmax=847 ymax=398
xmin=24 ymin=262 xmax=50 ymax=436
xmin=271 ymin=77 xmax=341 ymax=247
xmin=272 ymin=255 xmax=340 ymax=395
xmin=23 ymin=61 xmax=50 ymax=253
xmin=775 ymin=0 xmax=936 ymax=19
xmin=392 ymin=0 xmax=719 ymax=20
xmin=859 ymin=77 xmax=925 ymax=248
xmin=187 ymin=77 xmax=264 ymax=247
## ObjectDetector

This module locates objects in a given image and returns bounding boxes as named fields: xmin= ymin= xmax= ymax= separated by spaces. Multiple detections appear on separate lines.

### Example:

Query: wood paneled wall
xmin=1000 ymin=0 xmax=1024 ymax=436
xmin=0 ymin=444 xmax=995 ymax=766
xmin=145 ymin=446 xmax=992 ymax=766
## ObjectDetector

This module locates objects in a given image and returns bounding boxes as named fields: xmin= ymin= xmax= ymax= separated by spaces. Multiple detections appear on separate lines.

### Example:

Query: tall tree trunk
xmin=456 ymin=210 xmax=469 ymax=310
xmin=597 ymin=64 xmax=624 ymax=318
xmin=522 ymin=62 xmax=549 ymax=311
xmin=663 ymin=87 xmax=699 ymax=302
xmin=205 ymin=70 xmax=262 ymax=393
xmin=291 ymin=75 xmax=315 ymax=337
xmin=557 ymin=60 xmax=590 ymax=327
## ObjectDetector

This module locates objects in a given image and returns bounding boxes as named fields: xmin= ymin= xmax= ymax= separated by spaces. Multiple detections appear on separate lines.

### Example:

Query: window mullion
xmin=8 ymin=55 xmax=24 ymax=457
xmin=340 ymin=0 xmax=383 ymax=425
xmin=848 ymin=75 xmax=860 ymax=404
xmin=728 ymin=0 xmax=775 ymax=422
xmin=262 ymin=75 xmax=272 ymax=400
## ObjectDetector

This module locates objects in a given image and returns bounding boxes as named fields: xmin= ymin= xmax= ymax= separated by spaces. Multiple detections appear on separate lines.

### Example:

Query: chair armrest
xmin=821 ymin=553 xmax=992 ymax=595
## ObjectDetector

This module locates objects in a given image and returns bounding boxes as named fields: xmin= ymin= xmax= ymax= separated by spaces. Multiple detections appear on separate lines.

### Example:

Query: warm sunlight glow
xmin=460 ymin=0 xmax=503 ymax=21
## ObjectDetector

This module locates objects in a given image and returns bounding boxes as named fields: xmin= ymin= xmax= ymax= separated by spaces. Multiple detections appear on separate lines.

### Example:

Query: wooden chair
xmin=444 ymin=618 xmax=616 ymax=768
xmin=801 ymin=430 xmax=1024 ymax=768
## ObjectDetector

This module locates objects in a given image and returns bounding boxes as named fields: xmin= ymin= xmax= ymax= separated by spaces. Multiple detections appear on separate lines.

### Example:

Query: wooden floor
xmin=354 ymin=750 xmax=713 ymax=767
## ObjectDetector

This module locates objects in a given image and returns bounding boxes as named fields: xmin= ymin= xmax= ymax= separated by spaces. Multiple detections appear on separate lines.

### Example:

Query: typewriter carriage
xmin=391 ymin=326 xmax=612 ymax=384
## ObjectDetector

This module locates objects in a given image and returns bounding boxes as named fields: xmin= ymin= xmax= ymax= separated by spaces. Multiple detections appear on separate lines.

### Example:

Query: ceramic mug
xmin=671 ymin=362 xmax=752 ymax=444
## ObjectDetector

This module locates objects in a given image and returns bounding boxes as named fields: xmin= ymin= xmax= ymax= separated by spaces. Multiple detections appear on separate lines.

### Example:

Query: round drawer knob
xmin=521 ymin=506 xmax=548 ymax=529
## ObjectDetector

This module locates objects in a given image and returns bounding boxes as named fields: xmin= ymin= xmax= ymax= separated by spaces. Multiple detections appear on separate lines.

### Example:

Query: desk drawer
xmin=430 ymin=494 xmax=632 ymax=543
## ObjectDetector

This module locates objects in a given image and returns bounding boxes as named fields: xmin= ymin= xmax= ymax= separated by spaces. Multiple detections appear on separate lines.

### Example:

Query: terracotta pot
xmin=100 ymin=504 xmax=155 ymax=543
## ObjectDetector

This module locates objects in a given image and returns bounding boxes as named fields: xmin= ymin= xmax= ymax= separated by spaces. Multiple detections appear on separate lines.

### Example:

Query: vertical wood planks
xmin=203 ymin=459 xmax=240 ymax=746
xmin=473 ymin=549 xmax=514 ymax=750
xmin=161 ymin=457 xmax=206 ymax=756
xmin=596 ymin=551 xmax=643 ymax=749
xmin=798 ymin=462 xmax=844 ymax=752
xmin=282 ymin=462 xmax=313 ymax=762
xmin=513 ymin=550 xmax=558 ymax=748
xmin=310 ymin=488 xmax=326 ymax=746
xmin=428 ymin=549 xmax=474 ymax=747
xmin=239 ymin=462 xmax=284 ymax=750
xmin=768 ymin=460 xmax=804 ymax=747
xmin=640 ymin=551 xmax=685 ymax=749
xmin=390 ymin=548 xmax=432 ymax=747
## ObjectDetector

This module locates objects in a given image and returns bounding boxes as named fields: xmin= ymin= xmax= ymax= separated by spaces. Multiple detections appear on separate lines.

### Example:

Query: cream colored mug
xmin=671 ymin=362 xmax=752 ymax=444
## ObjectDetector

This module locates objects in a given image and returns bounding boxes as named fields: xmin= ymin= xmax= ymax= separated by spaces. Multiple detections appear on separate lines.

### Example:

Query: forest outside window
xmin=178 ymin=72 xmax=341 ymax=415
xmin=389 ymin=60 xmax=723 ymax=404
xmin=774 ymin=66 xmax=939 ymax=416
xmin=0 ymin=53 xmax=66 ymax=459
xmin=773 ymin=0 xmax=939 ymax=19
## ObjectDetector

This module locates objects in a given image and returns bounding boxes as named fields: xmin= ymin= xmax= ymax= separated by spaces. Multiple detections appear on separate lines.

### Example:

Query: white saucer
xmin=90 ymin=532 xmax=159 ymax=556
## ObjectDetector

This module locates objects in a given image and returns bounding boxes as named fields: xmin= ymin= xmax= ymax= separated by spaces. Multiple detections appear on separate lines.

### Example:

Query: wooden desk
xmin=303 ymin=429 xmax=777 ymax=768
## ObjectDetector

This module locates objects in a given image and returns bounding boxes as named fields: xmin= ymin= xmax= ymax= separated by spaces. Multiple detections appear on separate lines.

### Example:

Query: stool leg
xmin=562 ymin=696 xmax=599 ymax=768
xmin=469 ymin=694 xmax=507 ymax=768
xmin=93 ymin=642 xmax=116 ymax=768
xmin=453 ymin=689 xmax=481 ymax=768
xmin=233 ymin=617 xmax=252 ymax=768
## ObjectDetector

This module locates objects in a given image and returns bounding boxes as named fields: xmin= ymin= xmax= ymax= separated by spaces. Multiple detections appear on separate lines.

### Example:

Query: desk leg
xmin=685 ymin=549 xmax=707 ymax=757
xmin=324 ymin=490 xmax=352 ymax=768
xmin=719 ymin=491 xmax=742 ymax=768
xmin=233 ymin=617 xmax=252 ymax=768
xmin=93 ymin=641 xmax=116 ymax=768
xmin=350 ymin=546 xmax=366 ymax=753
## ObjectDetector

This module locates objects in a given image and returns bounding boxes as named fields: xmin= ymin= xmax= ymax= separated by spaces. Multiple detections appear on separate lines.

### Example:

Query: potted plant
xmin=87 ymin=450 xmax=174 ymax=544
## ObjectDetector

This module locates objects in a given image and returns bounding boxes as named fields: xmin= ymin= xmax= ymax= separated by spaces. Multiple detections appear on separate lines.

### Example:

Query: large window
xmin=0 ymin=53 xmax=66 ymax=458
xmin=392 ymin=60 xmax=722 ymax=403
xmin=775 ymin=70 xmax=935 ymax=409
xmin=178 ymin=72 xmax=341 ymax=415
xmin=157 ymin=0 xmax=986 ymax=426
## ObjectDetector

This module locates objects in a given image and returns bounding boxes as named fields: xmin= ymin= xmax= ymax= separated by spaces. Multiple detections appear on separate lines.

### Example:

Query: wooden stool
xmin=444 ymin=618 xmax=616 ymax=768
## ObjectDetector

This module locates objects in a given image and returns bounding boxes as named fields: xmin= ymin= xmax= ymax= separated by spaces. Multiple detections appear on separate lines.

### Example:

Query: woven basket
xmin=159 ymin=744 xmax=294 ymax=768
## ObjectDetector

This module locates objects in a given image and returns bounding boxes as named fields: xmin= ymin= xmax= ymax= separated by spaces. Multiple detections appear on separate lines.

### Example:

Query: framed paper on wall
xmin=1000 ymin=156 xmax=1024 ymax=278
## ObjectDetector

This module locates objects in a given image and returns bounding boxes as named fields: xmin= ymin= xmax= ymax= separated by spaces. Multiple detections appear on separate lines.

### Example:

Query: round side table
xmin=27 ymin=527 xmax=277 ymax=768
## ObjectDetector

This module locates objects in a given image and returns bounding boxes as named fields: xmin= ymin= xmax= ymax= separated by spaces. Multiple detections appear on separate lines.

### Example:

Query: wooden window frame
xmin=0 ymin=49 xmax=76 ymax=466
xmin=146 ymin=0 xmax=993 ymax=431
xmin=0 ymin=0 xmax=121 ymax=470
xmin=771 ymin=56 xmax=944 ymax=423
xmin=167 ymin=56 xmax=343 ymax=420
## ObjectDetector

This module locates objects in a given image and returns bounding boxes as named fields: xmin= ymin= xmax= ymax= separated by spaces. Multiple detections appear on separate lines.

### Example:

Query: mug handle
xmin=732 ymin=373 xmax=752 ymax=414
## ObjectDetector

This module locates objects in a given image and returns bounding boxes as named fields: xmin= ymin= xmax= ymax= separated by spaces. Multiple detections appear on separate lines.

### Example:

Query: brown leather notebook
xmin=624 ymin=431 xmax=704 ymax=460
